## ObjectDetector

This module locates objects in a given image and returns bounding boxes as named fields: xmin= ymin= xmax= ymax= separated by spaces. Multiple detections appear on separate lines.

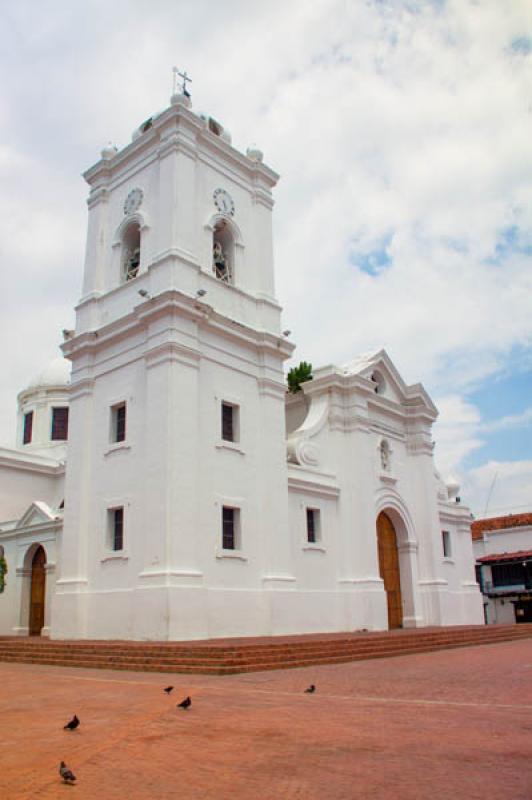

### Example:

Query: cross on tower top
xmin=172 ymin=67 xmax=192 ymax=97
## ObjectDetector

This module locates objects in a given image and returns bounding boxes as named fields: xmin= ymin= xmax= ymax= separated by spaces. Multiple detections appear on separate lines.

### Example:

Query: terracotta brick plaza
xmin=1 ymin=638 xmax=531 ymax=799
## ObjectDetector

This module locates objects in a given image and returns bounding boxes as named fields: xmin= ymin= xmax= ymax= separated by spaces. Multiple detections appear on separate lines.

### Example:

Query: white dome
xmin=27 ymin=357 xmax=71 ymax=389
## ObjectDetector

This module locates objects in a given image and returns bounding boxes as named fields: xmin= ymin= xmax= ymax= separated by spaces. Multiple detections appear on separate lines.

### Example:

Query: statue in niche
xmin=380 ymin=439 xmax=390 ymax=471
xmin=213 ymin=240 xmax=229 ymax=282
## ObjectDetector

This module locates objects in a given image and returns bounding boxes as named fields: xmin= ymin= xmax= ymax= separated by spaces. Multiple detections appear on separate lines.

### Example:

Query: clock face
xmin=213 ymin=188 xmax=235 ymax=216
xmin=124 ymin=187 xmax=144 ymax=216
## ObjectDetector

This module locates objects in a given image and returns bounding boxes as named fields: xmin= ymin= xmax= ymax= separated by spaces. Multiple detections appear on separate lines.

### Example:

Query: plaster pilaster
xmin=258 ymin=389 xmax=295 ymax=587
xmin=140 ymin=346 xmax=202 ymax=582
xmin=81 ymin=189 xmax=110 ymax=300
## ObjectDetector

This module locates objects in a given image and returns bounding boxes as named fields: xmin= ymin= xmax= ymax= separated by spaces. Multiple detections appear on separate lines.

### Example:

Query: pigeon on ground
xmin=304 ymin=685 xmax=316 ymax=694
xmin=63 ymin=715 xmax=80 ymax=730
xmin=163 ymin=686 xmax=174 ymax=694
xmin=177 ymin=696 xmax=192 ymax=709
xmin=59 ymin=761 xmax=76 ymax=784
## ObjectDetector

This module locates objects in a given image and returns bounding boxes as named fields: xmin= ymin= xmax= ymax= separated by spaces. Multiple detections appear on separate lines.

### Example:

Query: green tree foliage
xmin=287 ymin=361 xmax=313 ymax=393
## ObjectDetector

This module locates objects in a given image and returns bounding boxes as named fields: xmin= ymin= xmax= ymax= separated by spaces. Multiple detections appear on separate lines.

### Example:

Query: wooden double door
xmin=376 ymin=512 xmax=403 ymax=629
xmin=29 ymin=546 xmax=46 ymax=636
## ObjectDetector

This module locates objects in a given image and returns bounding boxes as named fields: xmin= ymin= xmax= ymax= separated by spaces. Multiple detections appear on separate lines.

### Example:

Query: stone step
xmin=0 ymin=625 xmax=530 ymax=675
xmin=0 ymin=634 xmax=529 ymax=666
xmin=0 ymin=635 xmax=528 ymax=675
xmin=0 ymin=632 xmax=530 ymax=661
xmin=0 ymin=631 xmax=527 ymax=662
xmin=0 ymin=625 xmax=528 ymax=657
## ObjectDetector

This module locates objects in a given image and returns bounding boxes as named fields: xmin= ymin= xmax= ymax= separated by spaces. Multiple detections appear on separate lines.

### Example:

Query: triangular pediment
xmin=342 ymin=349 xmax=437 ymax=415
xmin=16 ymin=501 xmax=57 ymax=530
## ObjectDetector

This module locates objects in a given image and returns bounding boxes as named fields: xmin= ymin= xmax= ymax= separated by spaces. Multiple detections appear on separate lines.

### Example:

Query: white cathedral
xmin=0 ymin=90 xmax=483 ymax=641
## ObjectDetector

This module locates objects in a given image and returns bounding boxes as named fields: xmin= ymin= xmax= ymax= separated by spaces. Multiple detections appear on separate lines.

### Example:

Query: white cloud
xmin=0 ymin=0 xmax=531 ymax=519
xmin=482 ymin=407 xmax=532 ymax=433
xmin=464 ymin=459 xmax=532 ymax=518
xmin=432 ymin=394 xmax=484 ymax=478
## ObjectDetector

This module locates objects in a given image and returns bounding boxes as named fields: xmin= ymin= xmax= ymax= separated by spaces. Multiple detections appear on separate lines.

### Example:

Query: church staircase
xmin=0 ymin=624 xmax=530 ymax=675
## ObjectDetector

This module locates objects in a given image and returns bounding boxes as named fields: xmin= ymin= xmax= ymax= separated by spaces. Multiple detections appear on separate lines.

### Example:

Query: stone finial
xmin=246 ymin=145 xmax=264 ymax=162
xmin=170 ymin=92 xmax=192 ymax=109
xmin=101 ymin=143 xmax=118 ymax=160
xmin=446 ymin=477 xmax=460 ymax=500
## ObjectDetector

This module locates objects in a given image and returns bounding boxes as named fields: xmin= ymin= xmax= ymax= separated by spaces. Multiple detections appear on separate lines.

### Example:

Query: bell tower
xmin=76 ymin=91 xmax=281 ymax=334
xmin=52 ymin=90 xmax=295 ymax=640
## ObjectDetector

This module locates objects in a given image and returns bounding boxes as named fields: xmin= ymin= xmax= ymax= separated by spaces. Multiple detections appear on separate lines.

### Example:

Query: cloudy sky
xmin=0 ymin=0 xmax=531 ymax=517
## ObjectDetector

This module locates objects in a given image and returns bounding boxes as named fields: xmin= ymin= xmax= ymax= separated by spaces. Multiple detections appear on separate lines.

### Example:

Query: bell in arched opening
xmin=122 ymin=222 xmax=141 ymax=282
xmin=212 ymin=220 xmax=234 ymax=284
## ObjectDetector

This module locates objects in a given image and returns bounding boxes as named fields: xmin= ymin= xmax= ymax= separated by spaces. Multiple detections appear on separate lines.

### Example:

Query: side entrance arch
xmin=29 ymin=546 xmax=46 ymax=636
xmin=376 ymin=512 xmax=403 ymax=629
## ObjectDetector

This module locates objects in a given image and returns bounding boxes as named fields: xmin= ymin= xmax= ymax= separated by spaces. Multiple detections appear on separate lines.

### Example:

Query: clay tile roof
xmin=477 ymin=549 xmax=532 ymax=564
xmin=471 ymin=512 xmax=532 ymax=540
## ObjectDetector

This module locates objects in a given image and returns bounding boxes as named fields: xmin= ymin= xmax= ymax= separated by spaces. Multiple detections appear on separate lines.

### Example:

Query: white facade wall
xmin=0 ymin=454 xmax=64 ymax=522
xmin=284 ymin=362 xmax=483 ymax=634
xmin=0 ymin=95 xmax=483 ymax=640
xmin=51 ymin=96 xmax=296 ymax=640
xmin=0 ymin=508 xmax=61 ymax=637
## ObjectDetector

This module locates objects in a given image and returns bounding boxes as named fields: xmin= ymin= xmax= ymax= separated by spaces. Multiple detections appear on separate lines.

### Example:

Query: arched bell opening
xmin=212 ymin=220 xmax=234 ymax=283
xmin=122 ymin=222 xmax=141 ymax=282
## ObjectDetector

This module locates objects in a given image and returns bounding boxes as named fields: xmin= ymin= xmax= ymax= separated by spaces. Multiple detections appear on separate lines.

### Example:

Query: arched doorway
xmin=376 ymin=512 xmax=403 ymax=629
xmin=29 ymin=546 xmax=46 ymax=636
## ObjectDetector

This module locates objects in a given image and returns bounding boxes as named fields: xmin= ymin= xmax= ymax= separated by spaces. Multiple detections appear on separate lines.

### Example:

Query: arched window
xmin=122 ymin=222 xmax=141 ymax=282
xmin=212 ymin=220 xmax=234 ymax=284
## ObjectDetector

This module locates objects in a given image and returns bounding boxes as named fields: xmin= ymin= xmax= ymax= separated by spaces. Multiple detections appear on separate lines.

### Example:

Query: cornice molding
xmin=287 ymin=465 xmax=340 ymax=499
xmin=0 ymin=448 xmax=64 ymax=476
xmin=83 ymin=102 xmax=279 ymax=193
xmin=68 ymin=377 xmax=95 ymax=400
xmin=87 ymin=186 xmax=110 ymax=209
xmin=257 ymin=377 xmax=285 ymax=399
xmin=144 ymin=340 xmax=201 ymax=371
xmin=157 ymin=131 xmax=198 ymax=162
xmin=251 ymin=187 xmax=275 ymax=210
xmin=406 ymin=439 xmax=435 ymax=456
xmin=150 ymin=247 xmax=200 ymax=271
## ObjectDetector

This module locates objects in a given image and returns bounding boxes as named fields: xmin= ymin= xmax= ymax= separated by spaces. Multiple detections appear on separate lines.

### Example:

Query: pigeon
xmin=304 ymin=685 xmax=316 ymax=694
xmin=59 ymin=761 xmax=76 ymax=784
xmin=177 ymin=696 xmax=191 ymax=710
xmin=163 ymin=686 xmax=174 ymax=695
xmin=63 ymin=715 xmax=80 ymax=730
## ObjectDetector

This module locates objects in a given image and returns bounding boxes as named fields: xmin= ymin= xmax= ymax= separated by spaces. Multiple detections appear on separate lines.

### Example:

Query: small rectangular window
xmin=442 ymin=530 xmax=451 ymax=558
xmin=108 ymin=507 xmax=124 ymax=551
xmin=221 ymin=402 xmax=239 ymax=443
xmin=111 ymin=402 xmax=127 ymax=443
xmin=51 ymin=407 xmax=69 ymax=441
xmin=306 ymin=508 xmax=321 ymax=543
xmin=222 ymin=506 xmax=240 ymax=550
xmin=23 ymin=411 xmax=33 ymax=444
